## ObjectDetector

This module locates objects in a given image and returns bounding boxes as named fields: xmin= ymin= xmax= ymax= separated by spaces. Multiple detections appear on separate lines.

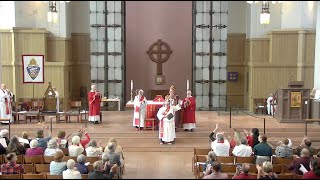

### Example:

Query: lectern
xmin=43 ymin=82 xmax=57 ymax=113
xmin=274 ymin=81 xmax=310 ymax=123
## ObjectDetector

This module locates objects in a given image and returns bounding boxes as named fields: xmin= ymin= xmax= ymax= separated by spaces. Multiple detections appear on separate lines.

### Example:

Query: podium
xmin=274 ymin=81 xmax=310 ymax=123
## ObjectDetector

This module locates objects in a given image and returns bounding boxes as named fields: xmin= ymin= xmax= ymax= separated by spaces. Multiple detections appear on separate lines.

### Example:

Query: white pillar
xmin=0 ymin=1 xmax=15 ymax=28
xmin=314 ymin=2 xmax=320 ymax=89
xmin=281 ymin=1 xmax=316 ymax=29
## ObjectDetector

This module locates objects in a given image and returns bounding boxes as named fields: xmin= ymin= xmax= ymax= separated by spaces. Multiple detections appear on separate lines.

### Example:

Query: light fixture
xmin=48 ymin=1 xmax=58 ymax=23
xmin=260 ymin=1 xmax=270 ymax=24
xmin=247 ymin=1 xmax=284 ymax=4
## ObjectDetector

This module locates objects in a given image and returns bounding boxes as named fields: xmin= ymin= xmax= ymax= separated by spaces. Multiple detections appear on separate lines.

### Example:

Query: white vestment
xmin=132 ymin=95 xmax=147 ymax=127
xmin=267 ymin=96 xmax=273 ymax=115
xmin=157 ymin=104 xmax=181 ymax=143
xmin=0 ymin=89 xmax=13 ymax=123
xmin=55 ymin=90 xmax=60 ymax=112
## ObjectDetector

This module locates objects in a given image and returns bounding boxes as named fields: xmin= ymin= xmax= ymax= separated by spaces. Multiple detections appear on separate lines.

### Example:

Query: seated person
xmin=25 ymin=139 xmax=44 ymax=156
xmin=62 ymin=159 xmax=82 ymax=179
xmin=68 ymin=136 xmax=84 ymax=157
xmin=88 ymin=160 xmax=117 ymax=179
xmin=44 ymin=139 xmax=63 ymax=156
xmin=104 ymin=142 xmax=121 ymax=166
xmin=232 ymin=163 xmax=256 ymax=179
xmin=35 ymin=128 xmax=52 ymax=150
xmin=303 ymin=159 xmax=320 ymax=179
xmin=56 ymin=131 xmax=69 ymax=149
xmin=21 ymin=131 xmax=31 ymax=149
xmin=203 ymin=151 xmax=216 ymax=173
xmin=253 ymin=135 xmax=272 ymax=165
xmin=211 ymin=133 xmax=230 ymax=157
xmin=275 ymin=138 xmax=293 ymax=158
xmin=288 ymin=148 xmax=312 ymax=175
xmin=6 ymin=136 xmax=26 ymax=155
xmin=75 ymin=154 xmax=89 ymax=174
xmin=232 ymin=138 xmax=253 ymax=157
xmin=296 ymin=137 xmax=315 ymax=157
xmin=86 ymin=140 xmax=103 ymax=157
xmin=256 ymin=161 xmax=277 ymax=179
xmin=50 ymin=151 xmax=67 ymax=175
xmin=203 ymin=161 xmax=228 ymax=179
xmin=77 ymin=128 xmax=90 ymax=148
xmin=1 ymin=153 xmax=25 ymax=174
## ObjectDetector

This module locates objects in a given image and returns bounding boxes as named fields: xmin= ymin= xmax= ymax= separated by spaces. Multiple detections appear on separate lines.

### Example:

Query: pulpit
xmin=274 ymin=81 xmax=310 ymax=123
xmin=42 ymin=82 xmax=57 ymax=113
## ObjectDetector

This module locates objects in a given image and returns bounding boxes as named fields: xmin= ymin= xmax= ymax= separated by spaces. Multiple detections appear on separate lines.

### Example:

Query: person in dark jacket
xmin=88 ymin=160 xmax=117 ymax=179
xmin=288 ymin=148 xmax=312 ymax=175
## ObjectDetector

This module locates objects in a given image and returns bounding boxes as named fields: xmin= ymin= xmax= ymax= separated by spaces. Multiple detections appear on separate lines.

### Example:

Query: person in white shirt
xmin=211 ymin=133 xmax=230 ymax=156
xmin=62 ymin=159 xmax=82 ymax=179
xmin=68 ymin=136 xmax=84 ymax=157
xmin=267 ymin=93 xmax=274 ymax=115
xmin=44 ymin=139 xmax=63 ymax=156
xmin=85 ymin=140 xmax=103 ymax=157
xmin=232 ymin=138 xmax=253 ymax=157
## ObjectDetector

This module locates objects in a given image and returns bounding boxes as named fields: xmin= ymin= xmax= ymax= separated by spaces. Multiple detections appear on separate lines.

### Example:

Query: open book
xmin=299 ymin=164 xmax=308 ymax=174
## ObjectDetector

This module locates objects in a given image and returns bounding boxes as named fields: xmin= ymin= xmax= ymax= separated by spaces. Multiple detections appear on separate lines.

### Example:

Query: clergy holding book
xmin=157 ymin=95 xmax=182 ymax=145
xmin=88 ymin=85 xmax=102 ymax=124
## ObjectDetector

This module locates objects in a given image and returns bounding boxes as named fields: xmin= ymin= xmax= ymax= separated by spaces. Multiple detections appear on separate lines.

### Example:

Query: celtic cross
xmin=147 ymin=39 xmax=172 ymax=75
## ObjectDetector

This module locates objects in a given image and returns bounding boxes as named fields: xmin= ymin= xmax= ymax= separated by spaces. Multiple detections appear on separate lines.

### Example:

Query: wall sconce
xmin=48 ymin=1 xmax=58 ymax=23
xmin=260 ymin=1 xmax=270 ymax=24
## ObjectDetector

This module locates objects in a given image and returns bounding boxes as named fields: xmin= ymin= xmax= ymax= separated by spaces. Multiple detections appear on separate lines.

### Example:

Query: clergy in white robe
xmin=0 ymin=84 xmax=14 ymax=123
xmin=53 ymin=87 xmax=60 ymax=113
xmin=132 ymin=89 xmax=147 ymax=129
xmin=157 ymin=100 xmax=181 ymax=144
xmin=267 ymin=93 xmax=273 ymax=115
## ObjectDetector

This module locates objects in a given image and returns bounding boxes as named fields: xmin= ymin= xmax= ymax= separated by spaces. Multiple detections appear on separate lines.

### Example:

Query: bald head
xmin=91 ymin=85 xmax=96 ymax=91
xmin=187 ymin=90 xmax=192 ymax=97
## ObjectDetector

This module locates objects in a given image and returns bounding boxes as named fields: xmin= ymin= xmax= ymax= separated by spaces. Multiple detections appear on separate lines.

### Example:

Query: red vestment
xmin=88 ymin=91 xmax=101 ymax=117
xmin=182 ymin=96 xmax=196 ymax=124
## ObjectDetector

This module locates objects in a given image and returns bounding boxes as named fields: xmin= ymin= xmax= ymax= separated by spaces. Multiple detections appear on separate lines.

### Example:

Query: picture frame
xmin=290 ymin=91 xmax=301 ymax=108
xmin=155 ymin=75 xmax=165 ymax=85
xmin=22 ymin=55 xmax=45 ymax=83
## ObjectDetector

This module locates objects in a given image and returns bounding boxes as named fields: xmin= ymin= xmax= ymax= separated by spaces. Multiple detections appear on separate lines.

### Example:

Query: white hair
xmin=77 ymin=154 xmax=87 ymax=164
xmin=47 ymin=139 xmax=58 ymax=149
xmin=0 ymin=129 xmax=9 ymax=137
xmin=72 ymin=136 xmax=81 ymax=145
xmin=67 ymin=159 xmax=76 ymax=169
xmin=107 ymin=142 xmax=116 ymax=152
xmin=101 ymin=153 xmax=110 ymax=163
xmin=30 ymin=139 xmax=38 ymax=148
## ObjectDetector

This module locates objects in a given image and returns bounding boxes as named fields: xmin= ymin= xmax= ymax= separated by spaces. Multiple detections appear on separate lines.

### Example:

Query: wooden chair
xmin=22 ymin=164 xmax=35 ymax=174
xmin=272 ymin=156 xmax=293 ymax=165
xmin=192 ymin=148 xmax=211 ymax=172
xmin=193 ymin=155 xmax=207 ymax=176
xmin=46 ymin=174 xmax=63 ymax=179
xmin=272 ymin=148 xmax=276 ymax=155
xmin=43 ymin=156 xmax=54 ymax=164
xmin=273 ymin=164 xmax=283 ymax=174
xmin=0 ymin=154 xmax=3 ymax=164
xmin=235 ymin=156 xmax=255 ymax=164
xmin=294 ymin=174 xmax=303 ymax=179
xmin=254 ymin=98 xmax=267 ymax=114
xmin=216 ymin=156 xmax=235 ymax=164
xmin=24 ymin=155 xmax=44 ymax=164
xmin=144 ymin=118 xmax=156 ymax=131
xmin=62 ymin=156 xmax=77 ymax=162
xmin=22 ymin=174 xmax=45 ymax=179
xmin=86 ymin=156 xmax=100 ymax=164
xmin=26 ymin=101 xmax=43 ymax=123
xmin=35 ymin=164 xmax=50 ymax=174
xmin=66 ymin=101 xmax=82 ymax=123
xmin=0 ymin=174 xmax=21 ymax=179
xmin=277 ymin=174 xmax=294 ymax=179
xmin=249 ymin=164 xmax=258 ymax=174
xmin=196 ymin=163 xmax=205 ymax=179
xmin=3 ymin=154 xmax=24 ymax=164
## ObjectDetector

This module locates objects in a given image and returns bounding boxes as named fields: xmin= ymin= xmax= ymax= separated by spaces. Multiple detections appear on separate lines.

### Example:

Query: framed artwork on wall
xmin=22 ymin=55 xmax=44 ymax=83
xmin=290 ymin=91 xmax=301 ymax=108
xmin=155 ymin=75 xmax=165 ymax=85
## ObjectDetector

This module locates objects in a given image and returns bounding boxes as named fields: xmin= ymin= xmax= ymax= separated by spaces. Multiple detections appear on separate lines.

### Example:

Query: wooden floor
xmin=5 ymin=110 xmax=320 ymax=179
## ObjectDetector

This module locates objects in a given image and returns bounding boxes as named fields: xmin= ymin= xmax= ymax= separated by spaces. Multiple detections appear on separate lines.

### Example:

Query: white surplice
xmin=55 ymin=90 xmax=60 ymax=112
xmin=157 ymin=104 xmax=181 ymax=143
xmin=267 ymin=96 xmax=273 ymax=115
xmin=0 ymin=89 xmax=13 ymax=123
xmin=132 ymin=95 xmax=147 ymax=127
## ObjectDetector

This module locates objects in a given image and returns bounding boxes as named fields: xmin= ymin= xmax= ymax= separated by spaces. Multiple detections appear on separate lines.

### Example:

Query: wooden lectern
xmin=43 ymin=82 xmax=57 ymax=113
xmin=274 ymin=81 xmax=310 ymax=123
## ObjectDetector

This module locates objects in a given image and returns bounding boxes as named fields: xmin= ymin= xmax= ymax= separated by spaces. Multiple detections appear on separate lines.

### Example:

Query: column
xmin=314 ymin=2 xmax=320 ymax=89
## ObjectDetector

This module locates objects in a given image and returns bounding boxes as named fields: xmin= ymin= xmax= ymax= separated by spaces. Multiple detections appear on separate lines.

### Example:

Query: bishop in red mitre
xmin=182 ymin=90 xmax=196 ymax=131
xmin=88 ymin=85 xmax=101 ymax=124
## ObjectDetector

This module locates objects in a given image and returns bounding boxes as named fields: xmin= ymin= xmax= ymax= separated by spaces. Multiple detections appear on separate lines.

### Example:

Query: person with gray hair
xmin=257 ymin=161 xmax=277 ymax=179
xmin=44 ymin=139 xmax=63 ymax=156
xmin=88 ymin=160 xmax=117 ymax=179
xmin=232 ymin=138 xmax=253 ymax=157
xmin=62 ymin=159 xmax=81 ymax=179
xmin=25 ymin=139 xmax=43 ymax=156
xmin=275 ymin=138 xmax=293 ymax=158
xmin=0 ymin=129 xmax=10 ymax=145
xmin=232 ymin=163 xmax=256 ymax=179
xmin=203 ymin=151 xmax=216 ymax=173
xmin=132 ymin=89 xmax=147 ymax=130
xmin=288 ymin=148 xmax=312 ymax=175
xmin=75 ymin=154 xmax=89 ymax=174
xmin=85 ymin=140 xmax=103 ymax=157
xmin=211 ymin=132 xmax=230 ymax=156
xmin=104 ymin=142 xmax=121 ymax=166
xmin=68 ymin=136 xmax=84 ymax=157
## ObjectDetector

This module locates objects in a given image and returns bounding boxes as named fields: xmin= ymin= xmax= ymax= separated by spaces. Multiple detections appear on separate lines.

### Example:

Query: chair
xmin=194 ymin=155 xmax=207 ymax=176
xmin=22 ymin=174 xmax=45 ymax=179
xmin=23 ymin=164 xmax=35 ymax=174
xmin=273 ymin=164 xmax=283 ymax=174
xmin=43 ymin=156 xmax=54 ymax=164
xmin=216 ymin=156 xmax=235 ymax=164
xmin=294 ymin=174 xmax=303 ymax=179
xmin=277 ymin=174 xmax=294 ymax=179
xmin=196 ymin=163 xmax=205 ymax=179
xmin=235 ymin=156 xmax=255 ymax=164
xmin=26 ymin=101 xmax=43 ymax=123
xmin=46 ymin=174 xmax=63 ymax=179
xmin=144 ymin=118 xmax=156 ymax=131
xmin=249 ymin=164 xmax=258 ymax=174
xmin=86 ymin=156 xmax=100 ymax=164
xmin=272 ymin=148 xmax=276 ymax=155
xmin=66 ymin=101 xmax=82 ymax=123
xmin=254 ymin=98 xmax=267 ymax=114
xmin=35 ymin=164 xmax=50 ymax=174
xmin=192 ymin=148 xmax=211 ymax=172
xmin=3 ymin=155 xmax=24 ymax=164
xmin=0 ymin=174 xmax=21 ymax=179
xmin=24 ymin=155 xmax=44 ymax=164
xmin=272 ymin=156 xmax=293 ymax=165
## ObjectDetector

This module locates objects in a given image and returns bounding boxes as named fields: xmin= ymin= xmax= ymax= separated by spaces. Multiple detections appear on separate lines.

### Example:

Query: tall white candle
xmin=187 ymin=80 xmax=189 ymax=90
xmin=131 ymin=80 xmax=133 ymax=90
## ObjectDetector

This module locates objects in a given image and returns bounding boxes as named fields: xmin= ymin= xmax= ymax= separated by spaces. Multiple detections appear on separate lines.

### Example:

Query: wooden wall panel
xmin=0 ymin=31 xmax=13 ymax=63
xmin=47 ymin=37 xmax=72 ymax=62
xmin=71 ymin=33 xmax=90 ymax=62
xmin=250 ymin=39 xmax=269 ymax=63
xmin=305 ymin=33 xmax=316 ymax=66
